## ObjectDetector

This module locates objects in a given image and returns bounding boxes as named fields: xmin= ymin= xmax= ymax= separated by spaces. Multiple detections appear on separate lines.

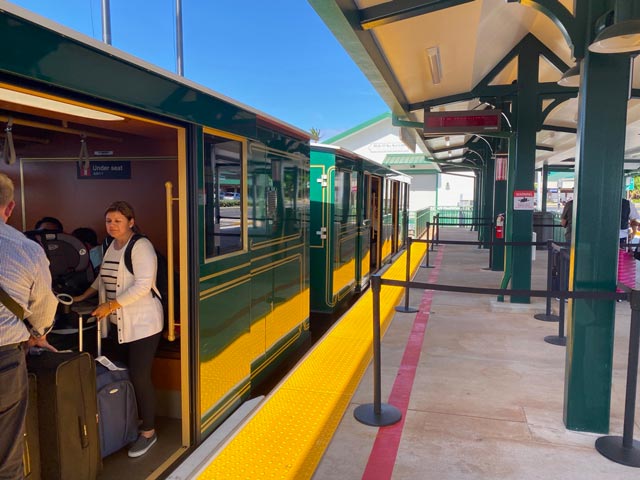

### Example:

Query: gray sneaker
xmin=128 ymin=433 xmax=157 ymax=458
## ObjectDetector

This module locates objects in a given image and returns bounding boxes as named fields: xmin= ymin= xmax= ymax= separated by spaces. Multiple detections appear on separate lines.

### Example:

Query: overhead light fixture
xmin=558 ymin=61 xmax=581 ymax=87
xmin=0 ymin=87 xmax=124 ymax=121
xmin=589 ymin=19 xmax=640 ymax=53
xmin=589 ymin=2 xmax=640 ymax=54
xmin=445 ymin=136 xmax=450 ymax=147
xmin=450 ymin=158 xmax=464 ymax=163
xmin=448 ymin=150 xmax=452 ymax=157
xmin=426 ymin=46 xmax=442 ymax=85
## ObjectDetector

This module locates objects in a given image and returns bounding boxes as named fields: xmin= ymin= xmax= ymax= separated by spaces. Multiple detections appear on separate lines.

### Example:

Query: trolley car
xmin=0 ymin=3 xmax=410 ymax=477
xmin=310 ymin=144 xmax=410 ymax=313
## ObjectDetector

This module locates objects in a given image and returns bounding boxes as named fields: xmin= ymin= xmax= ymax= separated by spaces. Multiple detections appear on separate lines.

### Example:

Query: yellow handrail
xmin=165 ymin=181 xmax=176 ymax=341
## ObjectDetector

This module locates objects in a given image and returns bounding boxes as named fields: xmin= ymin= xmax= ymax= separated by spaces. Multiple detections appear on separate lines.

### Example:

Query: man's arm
xmin=560 ymin=201 xmax=571 ymax=227
xmin=26 ymin=247 xmax=57 ymax=337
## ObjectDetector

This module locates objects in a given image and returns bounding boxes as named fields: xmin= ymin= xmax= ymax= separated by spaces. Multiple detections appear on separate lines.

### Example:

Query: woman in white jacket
xmin=74 ymin=201 xmax=162 ymax=458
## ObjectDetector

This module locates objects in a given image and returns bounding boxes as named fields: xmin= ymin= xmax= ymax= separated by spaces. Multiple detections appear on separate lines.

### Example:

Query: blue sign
xmin=626 ymin=177 xmax=635 ymax=190
xmin=77 ymin=161 xmax=131 ymax=179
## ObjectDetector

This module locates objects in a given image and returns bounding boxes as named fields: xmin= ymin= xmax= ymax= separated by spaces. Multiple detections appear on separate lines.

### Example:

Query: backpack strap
xmin=123 ymin=234 xmax=143 ymax=275
xmin=102 ymin=235 xmax=113 ymax=255
xmin=0 ymin=284 xmax=25 ymax=320
xmin=121 ymin=234 xmax=161 ymax=299
xmin=103 ymin=234 xmax=142 ymax=275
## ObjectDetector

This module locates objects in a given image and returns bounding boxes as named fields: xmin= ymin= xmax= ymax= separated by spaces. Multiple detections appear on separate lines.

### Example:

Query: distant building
xmin=325 ymin=113 xmax=475 ymax=211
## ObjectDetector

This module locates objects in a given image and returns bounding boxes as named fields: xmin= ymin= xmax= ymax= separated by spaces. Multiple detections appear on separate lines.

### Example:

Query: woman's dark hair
xmin=34 ymin=216 xmax=64 ymax=232
xmin=72 ymin=227 xmax=98 ymax=247
xmin=105 ymin=201 xmax=140 ymax=233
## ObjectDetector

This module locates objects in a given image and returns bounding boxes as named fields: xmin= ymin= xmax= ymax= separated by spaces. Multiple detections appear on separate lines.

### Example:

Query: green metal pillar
xmin=481 ymin=155 xmax=495 ymax=248
xmin=473 ymin=173 xmax=481 ymax=231
xmin=476 ymin=169 xmax=484 ymax=239
xmin=498 ymin=134 xmax=518 ymax=299
xmin=541 ymin=164 xmax=549 ymax=214
xmin=563 ymin=51 xmax=631 ymax=433
xmin=509 ymin=37 xmax=539 ymax=303
xmin=492 ymin=170 xmax=507 ymax=271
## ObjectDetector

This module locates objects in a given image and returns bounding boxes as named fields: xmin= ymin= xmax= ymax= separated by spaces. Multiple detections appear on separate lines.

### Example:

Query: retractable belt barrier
xmin=416 ymin=234 xmax=548 ymax=270
xmin=358 ymin=249 xmax=640 ymax=469
xmin=432 ymin=215 xmax=493 ymax=231
xmin=533 ymin=241 xmax=571 ymax=346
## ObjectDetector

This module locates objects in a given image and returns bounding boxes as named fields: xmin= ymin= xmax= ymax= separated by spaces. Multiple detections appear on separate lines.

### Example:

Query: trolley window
xmin=334 ymin=169 xmax=357 ymax=226
xmin=204 ymin=133 xmax=244 ymax=259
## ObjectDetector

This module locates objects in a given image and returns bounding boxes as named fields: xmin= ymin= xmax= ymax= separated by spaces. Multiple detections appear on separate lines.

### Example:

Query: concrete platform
xmin=313 ymin=227 xmax=639 ymax=480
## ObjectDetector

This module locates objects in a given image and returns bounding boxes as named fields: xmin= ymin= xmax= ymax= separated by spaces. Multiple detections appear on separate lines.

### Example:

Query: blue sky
xmin=8 ymin=0 xmax=388 ymax=140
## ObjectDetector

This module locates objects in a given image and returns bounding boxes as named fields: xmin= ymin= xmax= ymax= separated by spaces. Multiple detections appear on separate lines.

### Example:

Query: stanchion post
xmin=544 ymin=247 xmax=567 ymax=346
xmin=396 ymin=237 xmax=418 ymax=313
xmin=354 ymin=275 xmax=402 ymax=427
xmin=535 ymin=240 xmax=560 ymax=323
xmin=488 ymin=221 xmax=493 ymax=268
xmin=434 ymin=214 xmax=440 ymax=249
xmin=595 ymin=288 xmax=640 ymax=466
xmin=422 ymin=223 xmax=433 ymax=269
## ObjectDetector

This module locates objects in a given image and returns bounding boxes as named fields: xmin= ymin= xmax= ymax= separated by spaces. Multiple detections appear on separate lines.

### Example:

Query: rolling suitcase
xmin=27 ymin=350 xmax=101 ymax=480
xmin=96 ymin=363 xmax=139 ymax=457
xmin=618 ymin=248 xmax=636 ymax=292
xmin=23 ymin=373 xmax=40 ymax=480
xmin=92 ymin=317 xmax=139 ymax=457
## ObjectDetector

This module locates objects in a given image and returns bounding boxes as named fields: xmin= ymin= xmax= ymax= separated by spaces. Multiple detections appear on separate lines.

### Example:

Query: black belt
xmin=0 ymin=342 xmax=23 ymax=352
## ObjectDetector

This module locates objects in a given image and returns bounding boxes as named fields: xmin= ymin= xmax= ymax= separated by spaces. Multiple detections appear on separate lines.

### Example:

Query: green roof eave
xmin=326 ymin=112 xmax=391 ymax=144
xmin=382 ymin=154 xmax=440 ymax=172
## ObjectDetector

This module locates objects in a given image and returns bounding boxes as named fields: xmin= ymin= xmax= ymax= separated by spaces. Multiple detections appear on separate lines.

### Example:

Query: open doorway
xmin=0 ymin=83 xmax=190 ymax=478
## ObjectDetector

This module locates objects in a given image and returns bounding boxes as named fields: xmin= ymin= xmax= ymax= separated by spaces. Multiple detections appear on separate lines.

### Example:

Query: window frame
xmin=202 ymin=128 xmax=248 ymax=263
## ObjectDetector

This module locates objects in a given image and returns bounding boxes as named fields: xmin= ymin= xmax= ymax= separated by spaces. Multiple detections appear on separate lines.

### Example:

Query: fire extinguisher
xmin=495 ymin=213 xmax=504 ymax=239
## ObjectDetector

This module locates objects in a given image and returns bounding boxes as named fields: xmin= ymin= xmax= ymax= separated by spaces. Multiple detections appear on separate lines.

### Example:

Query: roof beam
xmin=505 ymin=0 xmax=578 ymax=57
xmin=409 ymin=91 xmax=478 ymax=111
xmin=536 ymin=144 xmax=554 ymax=152
xmin=428 ymin=144 xmax=467 ymax=154
xmin=359 ymin=0 xmax=474 ymax=30
xmin=542 ymin=124 xmax=576 ymax=134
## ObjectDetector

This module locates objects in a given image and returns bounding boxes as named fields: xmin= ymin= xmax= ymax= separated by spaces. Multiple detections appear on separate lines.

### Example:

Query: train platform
xmin=177 ymin=227 xmax=639 ymax=480
xmin=313 ymin=228 xmax=639 ymax=480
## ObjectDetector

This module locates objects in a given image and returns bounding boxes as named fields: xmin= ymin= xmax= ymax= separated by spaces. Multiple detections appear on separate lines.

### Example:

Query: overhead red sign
xmin=424 ymin=110 xmax=502 ymax=135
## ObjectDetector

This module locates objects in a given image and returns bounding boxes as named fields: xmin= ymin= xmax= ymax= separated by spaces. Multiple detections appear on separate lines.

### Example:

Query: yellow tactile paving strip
xmin=198 ymin=242 xmax=427 ymax=480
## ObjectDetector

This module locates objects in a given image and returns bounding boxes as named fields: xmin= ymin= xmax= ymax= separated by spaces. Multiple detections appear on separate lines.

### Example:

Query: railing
xmin=431 ymin=206 xmax=474 ymax=225
xmin=408 ymin=208 xmax=431 ymax=238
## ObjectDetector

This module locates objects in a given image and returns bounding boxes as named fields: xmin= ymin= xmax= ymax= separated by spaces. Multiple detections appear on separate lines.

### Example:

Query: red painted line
xmin=362 ymin=246 xmax=445 ymax=480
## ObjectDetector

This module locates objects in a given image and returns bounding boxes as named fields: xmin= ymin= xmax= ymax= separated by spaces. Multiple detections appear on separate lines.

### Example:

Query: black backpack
xmin=102 ymin=234 xmax=170 ymax=326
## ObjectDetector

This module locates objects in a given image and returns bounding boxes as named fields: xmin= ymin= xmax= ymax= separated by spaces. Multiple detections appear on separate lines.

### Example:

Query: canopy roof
xmin=309 ymin=0 xmax=640 ymax=172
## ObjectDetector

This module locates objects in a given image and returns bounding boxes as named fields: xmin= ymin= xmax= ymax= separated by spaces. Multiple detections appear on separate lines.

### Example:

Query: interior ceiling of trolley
xmin=327 ymin=0 xmax=640 ymax=170
xmin=0 ymin=85 xmax=172 ymax=143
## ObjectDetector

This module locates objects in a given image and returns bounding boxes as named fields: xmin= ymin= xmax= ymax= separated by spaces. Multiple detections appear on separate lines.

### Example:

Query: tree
xmin=310 ymin=127 xmax=321 ymax=142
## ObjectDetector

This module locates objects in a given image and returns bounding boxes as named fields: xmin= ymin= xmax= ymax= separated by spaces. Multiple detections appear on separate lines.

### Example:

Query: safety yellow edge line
xmin=196 ymin=242 xmax=427 ymax=480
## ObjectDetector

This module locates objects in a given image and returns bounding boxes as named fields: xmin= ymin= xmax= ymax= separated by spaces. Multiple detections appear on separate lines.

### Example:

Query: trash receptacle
xmin=533 ymin=211 xmax=554 ymax=250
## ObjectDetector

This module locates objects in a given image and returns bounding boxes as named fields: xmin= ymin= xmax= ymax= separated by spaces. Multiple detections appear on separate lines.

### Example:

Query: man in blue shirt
xmin=0 ymin=172 xmax=57 ymax=479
